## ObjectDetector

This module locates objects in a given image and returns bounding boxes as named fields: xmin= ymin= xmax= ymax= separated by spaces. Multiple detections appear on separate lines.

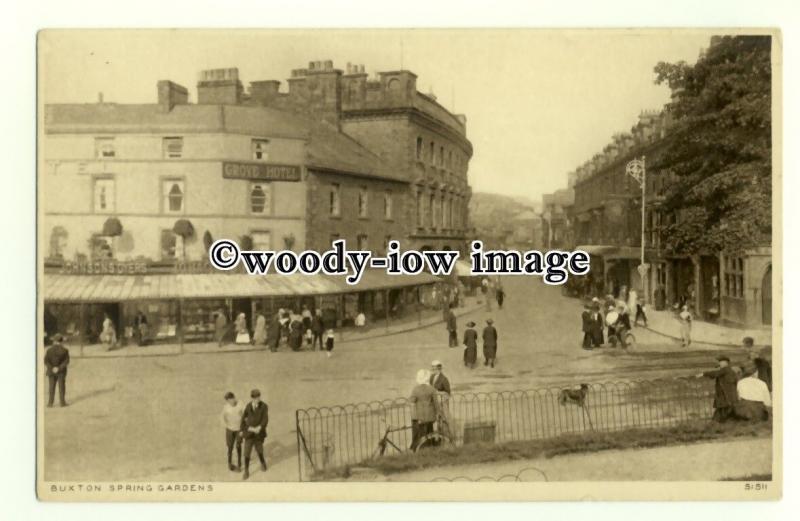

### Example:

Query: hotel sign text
xmin=222 ymin=162 xmax=301 ymax=182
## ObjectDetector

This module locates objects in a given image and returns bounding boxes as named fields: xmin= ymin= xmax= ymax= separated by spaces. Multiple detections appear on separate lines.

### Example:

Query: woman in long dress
xmin=463 ymin=321 xmax=478 ymax=369
xmin=678 ymin=305 xmax=692 ymax=347
xmin=253 ymin=313 xmax=267 ymax=346
xmin=234 ymin=313 xmax=249 ymax=344
xmin=101 ymin=313 xmax=117 ymax=349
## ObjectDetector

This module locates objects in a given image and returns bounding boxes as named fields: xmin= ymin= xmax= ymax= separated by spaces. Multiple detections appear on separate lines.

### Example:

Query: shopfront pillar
xmin=691 ymin=254 xmax=702 ymax=314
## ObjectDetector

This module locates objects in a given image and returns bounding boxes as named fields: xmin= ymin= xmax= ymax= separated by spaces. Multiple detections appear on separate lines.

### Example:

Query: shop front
xmin=42 ymin=266 xmax=443 ymax=352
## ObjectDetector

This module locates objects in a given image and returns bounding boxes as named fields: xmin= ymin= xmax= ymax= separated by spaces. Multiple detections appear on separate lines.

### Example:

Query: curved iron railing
xmin=295 ymin=377 xmax=715 ymax=480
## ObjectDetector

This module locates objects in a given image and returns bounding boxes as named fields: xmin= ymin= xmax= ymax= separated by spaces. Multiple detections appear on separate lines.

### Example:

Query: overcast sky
xmin=40 ymin=29 xmax=714 ymax=204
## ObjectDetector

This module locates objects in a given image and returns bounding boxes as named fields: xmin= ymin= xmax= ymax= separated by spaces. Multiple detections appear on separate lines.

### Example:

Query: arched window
xmin=416 ymin=137 xmax=423 ymax=160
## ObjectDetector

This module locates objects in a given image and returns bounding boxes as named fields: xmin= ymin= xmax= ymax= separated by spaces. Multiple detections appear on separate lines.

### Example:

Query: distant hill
xmin=470 ymin=192 xmax=539 ymax=230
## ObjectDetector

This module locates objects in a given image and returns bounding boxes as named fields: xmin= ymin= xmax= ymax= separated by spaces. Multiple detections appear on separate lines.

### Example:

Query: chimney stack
xmin=197 ymin=68 xmax=243 ymax=105
xmin=157 ymin=80 xmax=189 ymax=112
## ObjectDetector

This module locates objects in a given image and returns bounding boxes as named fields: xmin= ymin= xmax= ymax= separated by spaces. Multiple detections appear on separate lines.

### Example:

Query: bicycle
xmin=372 ymin=413 xmax=453 ymax=459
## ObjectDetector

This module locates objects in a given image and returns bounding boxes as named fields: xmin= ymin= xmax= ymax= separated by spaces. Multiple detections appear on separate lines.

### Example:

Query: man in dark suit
xmin=44 ymin=335 xmax=70 ymax=407
xmin=589 ymin=302 xmax=605 ymax=347
xmin=446 ymin=304 xmax=458 ymax=347
xmin=581 ymin=302 xmax=593 ymax=350
xmin=240 ymin=389 xmax=268 ymax=480
xmin=482 ymin=319 xmax=498 ymax=368
xmin=429 ymin=360 xmax=451 ymax=395
xmin=697 ymin=355 xmax=739 ymax=422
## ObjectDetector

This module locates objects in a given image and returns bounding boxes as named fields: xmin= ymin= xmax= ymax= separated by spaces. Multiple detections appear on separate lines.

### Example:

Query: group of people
xmin=580 ymin=288 xmax=647 ymax=349
xmin=219 ymin=389 xmax=269 ymax=480
xmin=480 ymin=277 xmax=505 ymax=311
xmin=697 ymin=337 xmax=773 ymax=423
xmin=216 ymin=306 xmax=336 ymax=357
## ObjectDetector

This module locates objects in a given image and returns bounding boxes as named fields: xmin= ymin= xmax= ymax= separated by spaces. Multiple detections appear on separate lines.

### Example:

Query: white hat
xmin=431 ymin=360 xmax=442 ymax=367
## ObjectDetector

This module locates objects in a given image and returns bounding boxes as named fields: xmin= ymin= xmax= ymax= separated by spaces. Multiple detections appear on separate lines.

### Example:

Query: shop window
xmin=383 ymin=191 xmax=392 ymax=220
xmin=724 ymin=255 xmax=744 ymax=299
xmin=94 ymin=137 xmax=115 ymax=158
xmin=415 ymin=137 xmax=423 ymax=160
xmin=439 ymin=146 xmax=444 ymax=167
xmin=250 ymin=182 xmax=271 ymax=214
xmin=330 ymin=183 xmax=340 ymax=216
xmin=252 ymin=139 xmax=269 ymax=161
xmin=93 ymin=177 xmax=115 ymax=213
xmin=251 ymin=231 xmax=272 ymax=250
xmin=162 ymin=137 xmax=183 ymax=158
xmin=162 ymin=179 xmax=185 ymax=214
xmin=358 ymin=187 xmax=368 ymax=218
xmin=160 ymin=230 xmax=183 ymax=260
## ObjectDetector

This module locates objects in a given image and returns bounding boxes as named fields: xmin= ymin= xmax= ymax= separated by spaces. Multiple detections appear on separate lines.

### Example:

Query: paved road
xmin=42 ymin=277 xmax=747 ymax=482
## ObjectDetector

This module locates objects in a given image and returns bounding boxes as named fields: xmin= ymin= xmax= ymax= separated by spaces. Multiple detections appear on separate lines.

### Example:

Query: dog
xmin=558 ymin=384 xmax=590 ymax=407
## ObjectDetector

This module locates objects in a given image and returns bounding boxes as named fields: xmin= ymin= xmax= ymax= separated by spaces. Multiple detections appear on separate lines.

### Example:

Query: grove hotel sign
xmin=222 ymin=162 xmax=301 ymax=182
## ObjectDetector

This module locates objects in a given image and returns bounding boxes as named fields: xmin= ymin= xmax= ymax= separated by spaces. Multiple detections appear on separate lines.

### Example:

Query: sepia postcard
xmin=36 ymin=28 xmax=782 ymax=501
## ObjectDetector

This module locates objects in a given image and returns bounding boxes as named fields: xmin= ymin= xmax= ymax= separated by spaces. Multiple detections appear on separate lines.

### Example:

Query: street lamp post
xmin=626 ymin=156 xmax=649 ymax=304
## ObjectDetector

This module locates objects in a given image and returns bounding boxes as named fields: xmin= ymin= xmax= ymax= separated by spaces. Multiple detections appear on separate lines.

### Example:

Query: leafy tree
xmin=653 ymin=35 xmax=772 ymax=254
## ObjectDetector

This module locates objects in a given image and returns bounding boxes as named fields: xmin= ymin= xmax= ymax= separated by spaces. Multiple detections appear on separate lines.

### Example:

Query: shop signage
xmin=222 ymin=162 xmax=301 ymax=182
xmin=60 ymin=260 xmax=148 ymax=275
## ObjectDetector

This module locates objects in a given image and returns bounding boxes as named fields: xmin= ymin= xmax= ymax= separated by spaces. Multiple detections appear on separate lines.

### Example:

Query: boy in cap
xmin=696 ymin=355 xmax=738 ymax=422
xmin=743 ymin=337 xmax=772 ymax=392
xmin=220 ymin=392 xmax=243 ymax=471
xmin=240 ymin=389 xmax=269 ymax=480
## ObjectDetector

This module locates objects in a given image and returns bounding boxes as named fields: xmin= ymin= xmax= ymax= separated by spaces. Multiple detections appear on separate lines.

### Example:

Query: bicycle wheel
xmin=623 ymin=332 xmax=636 ymax=350
xmin=414 ymin=432 xmax=452 ymax=452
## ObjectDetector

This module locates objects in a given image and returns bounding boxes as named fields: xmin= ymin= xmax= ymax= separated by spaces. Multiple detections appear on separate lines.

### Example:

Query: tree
xmin=653 ymin=35 xmax=772 ymax=254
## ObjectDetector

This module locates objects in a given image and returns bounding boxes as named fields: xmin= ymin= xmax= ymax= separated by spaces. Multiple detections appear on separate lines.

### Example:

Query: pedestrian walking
xmin=220 ymin=392 xmax=243 ymax=471
xmin=463 ymin=321 xmax=478 ymax=369
xmin=234 ymin=313 xmax=250 ymax=344
xmin=240 ymin=389 xmax=268 ymax=480
xmin=134 ymin=310 xmax=149 ymax=346
xmin=266 ymin=315 xmax=280 ymax=352
xmin=446 ymin=303 xmax=458 ymax=347
xmin=734 ymin=362 xmax=771 ymax=422
xmin=409 ymin=369 xmax=438 ymax=451
xmin=101 ymin=313 xmax=117 ymax=350
xmin=589 ymin=300 xmax=604 ymax=347
xmin=301 ymin=305 xmax=312 ymax=331
xmin=44 ymin=334 xmax=70 ymax=407
xmin=253 ymin=312 xmax=267 ymax=346
xmin=325 ymin=329 xmax=335 ymax=357
xmin=496 ymin=284 xmax=505 ymax=309
xmin=215 ymin=309 xmax=228 ymax=347
xmin=310 ymin=309 xmax=324 ymax=351
xmin=482 ymin=318 xmax=498 ymax=368
xmin=678 ymin=305 xmax=692 ymax=347
xmin=581 ymin=301 xmax=593 ymax=350
xmin=696 ymin=355 xmax=738 ymax=422
xmin=482 ymin=277 xmax=492 ymax=311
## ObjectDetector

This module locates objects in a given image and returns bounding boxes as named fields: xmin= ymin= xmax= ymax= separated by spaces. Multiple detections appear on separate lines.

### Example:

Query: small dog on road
xmin=558 ymin=384 xmax=590 ymax=406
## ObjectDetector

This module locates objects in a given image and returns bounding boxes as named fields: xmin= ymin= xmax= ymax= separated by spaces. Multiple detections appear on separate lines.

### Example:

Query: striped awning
xmin=42 ymin=269 xmax=440 ymax=303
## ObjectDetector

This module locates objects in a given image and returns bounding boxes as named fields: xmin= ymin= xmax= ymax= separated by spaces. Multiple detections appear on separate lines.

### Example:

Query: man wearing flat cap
xmin=697 ymin=355 xmax=739 ymax=422
xmin=44 ymin=334 xmax=70 ymax=407
xmin=240 ymin=389 xmax=269 ymax=479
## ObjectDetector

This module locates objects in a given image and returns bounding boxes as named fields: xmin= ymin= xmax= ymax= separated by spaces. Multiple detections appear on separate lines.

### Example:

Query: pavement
xmin=377 ymin=437 xmax=772 ymax=482
xmin=42 ymin=276 xmax=774 ymax=483
xmin=644 ymin=307 xmax=772 ymax=347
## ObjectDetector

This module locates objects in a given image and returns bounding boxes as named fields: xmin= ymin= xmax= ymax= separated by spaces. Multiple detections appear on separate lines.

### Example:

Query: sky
xmin=39 ymin=29 xmax=714 ymax=204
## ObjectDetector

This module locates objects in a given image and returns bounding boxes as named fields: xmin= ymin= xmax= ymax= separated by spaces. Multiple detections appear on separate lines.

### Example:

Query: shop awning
xmin=42 ymin=269 xmax=441 ymax=303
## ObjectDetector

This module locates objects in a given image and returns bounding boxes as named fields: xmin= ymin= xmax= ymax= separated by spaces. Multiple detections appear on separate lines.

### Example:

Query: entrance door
xmin=762 ymin=265 xmax=772 ymax=325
